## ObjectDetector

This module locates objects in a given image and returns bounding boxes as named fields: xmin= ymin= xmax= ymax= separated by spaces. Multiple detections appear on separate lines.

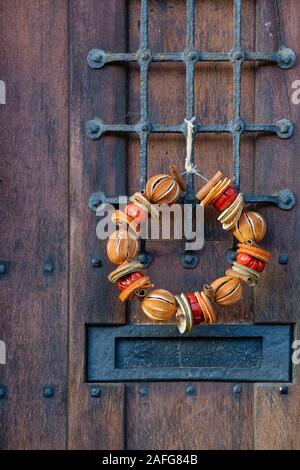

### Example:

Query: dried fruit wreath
xmin=105 ymin=119 xmax=270 ymax=333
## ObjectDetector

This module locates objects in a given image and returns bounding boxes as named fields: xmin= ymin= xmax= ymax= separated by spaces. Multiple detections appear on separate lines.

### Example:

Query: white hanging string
xmin=181 ymin=117 xmax=208 ymax=182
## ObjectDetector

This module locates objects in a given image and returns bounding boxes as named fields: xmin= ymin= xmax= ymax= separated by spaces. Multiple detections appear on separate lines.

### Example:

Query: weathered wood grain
xmin=68 ymin=0 xmax=127 ymax=449
xmin=0 ymin=0 xmax=298 ymax=451
xmin=126 ymin=382 xmax=253 ymax=450
xmin=253 ymin=0 xmax=300 ymax=324
xmin=253 ymin=0 xmax=300 ymax=450
xmin=255 ymin=384 xmax=300 ymax=450
xmin=0 ymin=0 xmax=68 ymax=449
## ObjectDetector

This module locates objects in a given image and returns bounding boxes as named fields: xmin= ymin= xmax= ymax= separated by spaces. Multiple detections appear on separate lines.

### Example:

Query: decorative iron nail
xmin=0 ymin=386 xmax=7 ymax=399
xmin=279 ymin=385 xmax=288 ymax=395
xmin=91 ymin=258 xmax=102 ymax=268
xmin=277 ymin=48 xmax=296 ymax=69
xmin=180 ymin=252 xmax=199 ymax=269
xmin=278 ymin=255 xmax=289 ymax=265
xmin=42 ymin=386 xmax=55 ymax=398
xmin=188 ymin=51 xmax=197 ymax=61
xmin=89 ymin=122 xmax=100 ymax=134
xmin=276 ymin=119 xmax=294 ymax=139
xmin=90 ymin=386 xmax=101 ymax=398
xmin=43 ymin=260 xmax=54 ymax=275
xmin=90 ymin=50 xmax=102 ymax=63
xmin=277 ymin=189 xmax=295 ymax=210
xmin=86 ymin=120 xmax=103 ymax=140
xmin=230 ymin=48 xmax=245 ymax=62
xmin=139 ymin=386 xmax=148 ymax=397
xmin=225 ymin=249 xmax=237 ymax=265
xmin=87 ymin=49 xmax=105 ymax=69
xmin=92 ymin=199 xmax=101 ymax=208
xmin=185 ymin=385 xmax=196 ymax=396
xmin=233 ymin=384 xmax=242 ymax=394
xmin=135 ymin=251 xmax=153 ymax=269
xmin=0 ymin=263 xmax=7 ymax=275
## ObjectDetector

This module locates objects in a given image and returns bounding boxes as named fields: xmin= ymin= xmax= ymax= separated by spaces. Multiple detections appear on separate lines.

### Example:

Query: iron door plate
xmin=86 ymin=324 xmax=292 ymax=382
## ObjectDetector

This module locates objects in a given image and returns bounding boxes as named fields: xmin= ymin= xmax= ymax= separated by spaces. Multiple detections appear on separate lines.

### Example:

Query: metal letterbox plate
xmin=86 ymin=324 xmax=292 ymax=382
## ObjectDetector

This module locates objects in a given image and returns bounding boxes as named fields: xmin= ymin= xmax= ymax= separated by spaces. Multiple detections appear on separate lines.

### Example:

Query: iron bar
xmin=86 ymin=118 xmax=293 ymax=139
xmin=232 ymin=0 xmax=243 ymax=189
xmin=88 ymin=49 xmax=295 ymax=68
xmin=139 ymin=0 xmax=149 ymax=189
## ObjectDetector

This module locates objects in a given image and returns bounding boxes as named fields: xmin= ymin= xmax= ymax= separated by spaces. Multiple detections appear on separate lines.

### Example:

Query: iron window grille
xmin=86 ymin=0 xmax=296 ymax=268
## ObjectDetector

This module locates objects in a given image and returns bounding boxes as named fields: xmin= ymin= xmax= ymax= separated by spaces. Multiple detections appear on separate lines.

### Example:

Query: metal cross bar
xmin=87 ymin=0 xmax=296 ymax=268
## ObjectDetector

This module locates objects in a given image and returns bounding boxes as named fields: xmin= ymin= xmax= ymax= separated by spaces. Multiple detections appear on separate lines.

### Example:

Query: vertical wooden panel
xmin=253 ymin=0 xmax=300 ymax=450
xmin=253 ymin=0 xmax=300 ymax=323
xmin=0 ymin=0 xmax=68 ymax=449
xmin=68 ymin=0 xmax=127 ymax=449
xmin=126 ymin=382 xmax=253 ymax=450
xmin=255 ymin=384 xmax=300 ymax=450
xmin=124 ymin=0 xmax=256 ymax=451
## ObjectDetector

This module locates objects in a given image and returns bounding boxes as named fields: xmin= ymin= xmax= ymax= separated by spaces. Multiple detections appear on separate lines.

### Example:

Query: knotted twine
xmin=182 ymin=117 xmax=208 ymax=182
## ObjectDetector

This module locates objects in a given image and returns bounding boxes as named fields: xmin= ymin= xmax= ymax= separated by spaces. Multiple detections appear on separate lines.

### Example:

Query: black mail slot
xmin=86 ymin=324 xmax=292 ymax=382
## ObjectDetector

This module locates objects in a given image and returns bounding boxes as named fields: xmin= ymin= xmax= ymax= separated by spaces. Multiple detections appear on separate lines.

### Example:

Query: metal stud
xmin=0 ymin=385 xmax=7 ymax=399
xmin=225 ymin=249 xmax=237 ymax=265
xmin=180 ymin=252 xmax=199 ymax=269
xmin=135 ymin=251 xmax=153 ymax=269
xmin=276 ymin=119 xmax=294 ymax=139
xmin=43 ymin=259 xmax=54 ymax=275
xmin=0 ymin=262 xmax=8 ymax=276
xmin=90 ymin=386 xmax=101 ymax=398
xmin=42 ymin=386 xmax=55 ymax=398
xmin=91 ymin=258 xmax=102 ymax=268
xmin=279 ymin=385 xmax=288 ymax=395
xmin=277 ymin=48 xmax=296 ymax=69
xmin=185 ymin=384 xmax=196 ymax=396
xmin=138 ymin=385 xmax=148 ymax=397
xmin=233 ymin=384 xmax=242 ymax=394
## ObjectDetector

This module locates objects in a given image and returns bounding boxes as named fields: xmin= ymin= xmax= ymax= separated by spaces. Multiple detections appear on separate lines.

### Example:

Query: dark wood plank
xmin=126 ymin=382 xmax=253 ymax=450
xmin=253 ymin=0 xmax=300 ymax=450
xmin=253 ymin=0 xmax=300 ymax=323
xmin=0 ymin=0 xmax=68 ymax=449
xmin=125 ymin=0 xmax=256 ymax=452
xmin=255 ymin=384 xmax=300 ymax=450
xmin=68 ymin=0 xmax=127 ymax=449
xmin=69 ymin=383 xmax=125 ymax=450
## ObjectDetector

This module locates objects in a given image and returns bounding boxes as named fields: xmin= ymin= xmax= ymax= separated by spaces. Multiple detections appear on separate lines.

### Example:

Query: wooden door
xmin=0 ymin=0 xmax=299 ymax=450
